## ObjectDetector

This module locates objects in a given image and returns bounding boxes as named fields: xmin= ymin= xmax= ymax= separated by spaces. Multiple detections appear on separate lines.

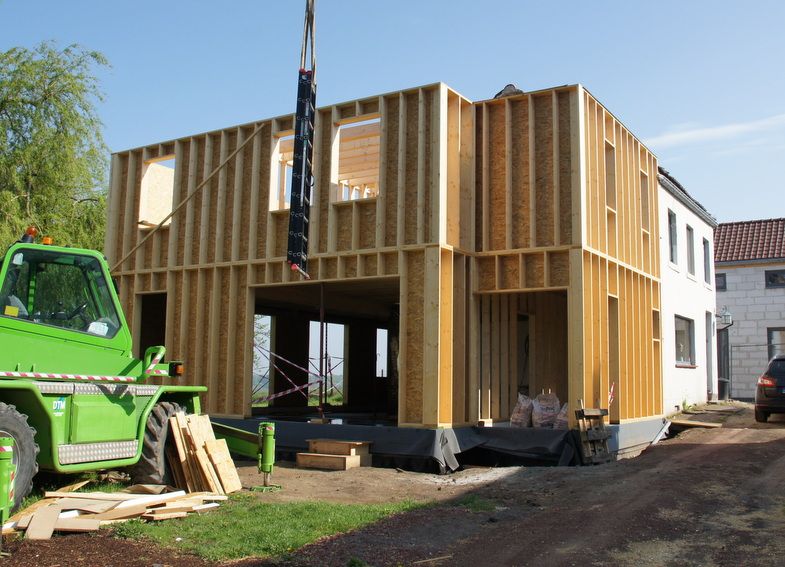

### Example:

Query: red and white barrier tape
xmin=0 ymin=371 xmax=135 ymax=383
xmin=0 ymin=446 xmax=12 ymax=452
xmin=256 ymin=380 xmax=322 ymax=403
xmin=144 ymin=348 xmax=167 ymax=375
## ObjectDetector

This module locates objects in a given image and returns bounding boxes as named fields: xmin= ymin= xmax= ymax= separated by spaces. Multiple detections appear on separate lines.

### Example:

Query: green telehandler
xmin=0 ymin=227 xmax=206 ymax=510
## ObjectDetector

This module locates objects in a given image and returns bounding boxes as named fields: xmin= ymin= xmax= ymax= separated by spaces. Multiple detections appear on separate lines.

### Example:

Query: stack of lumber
xmin=2 ymin=483 xmax=227 ymax=540
xmin=167 ymin=413 xmax=242 ymax=494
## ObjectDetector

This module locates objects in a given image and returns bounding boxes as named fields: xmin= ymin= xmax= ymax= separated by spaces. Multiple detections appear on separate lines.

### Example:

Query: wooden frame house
xmin=106 ymin=82 xmax=662 ymax=433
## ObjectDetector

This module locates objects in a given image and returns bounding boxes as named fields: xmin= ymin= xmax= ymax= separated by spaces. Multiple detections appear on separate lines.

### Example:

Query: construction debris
xmin=2 ymin=485 xmax=227 ymax=540
xmin=1 ymin=413 xmax=243 ymax=540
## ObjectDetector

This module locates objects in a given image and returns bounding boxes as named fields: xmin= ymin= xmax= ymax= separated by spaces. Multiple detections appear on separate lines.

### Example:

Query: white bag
xmin=554 ymin=402 xmax=569 ymax=430
xmin=510 ymin=393 xmax=533 ymax=428
xmin=532 ymin=391 xmax=561 ymax=428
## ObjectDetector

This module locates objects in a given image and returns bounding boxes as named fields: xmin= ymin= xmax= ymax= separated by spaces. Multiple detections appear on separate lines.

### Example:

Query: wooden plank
xmin=204 ymin=439 xmax=243 ymax=494
xmin=166 ymin=442 xmax=187 ymax=491
xmin=142 ymin=511 xmax=188 ymax=521
xmin=8 ymin=497 xmax=57 ymax=525
xmin=25 ymin=506 xmax=60 ymax=540
xmin=670 ymin=419 xmax=722 ymax=429
xmin=44 ymin=491 xmax=146 ymax=501
xmin=296 ymin=452 xmax=361 ymax=471
xmin=183 ymin=417 xmax=224 ymax=494
xmin=170 ymin=414 xmax=197 ymax=492
xmin=54 ymin=498 xmax=119 ymax=514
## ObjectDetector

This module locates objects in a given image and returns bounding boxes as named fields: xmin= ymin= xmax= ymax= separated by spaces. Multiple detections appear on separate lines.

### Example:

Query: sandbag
xmin=510 ymin=393 xmax=533 ymax=428
xmin=532 ymin=391 xmax=560 ymax=428
xmin=554 ymin=402 xmax=569 ymax=430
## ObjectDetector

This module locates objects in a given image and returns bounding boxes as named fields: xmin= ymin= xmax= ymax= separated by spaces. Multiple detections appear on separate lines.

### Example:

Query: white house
xmin=714 ymin=218 xmax=785 ymax=399
xmin=658 ymin=168 xmax=718 ymax=413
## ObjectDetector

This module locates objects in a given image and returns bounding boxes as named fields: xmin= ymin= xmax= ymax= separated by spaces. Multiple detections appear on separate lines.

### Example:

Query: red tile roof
xmin=714 ymin=218 xmax=785 ymax=263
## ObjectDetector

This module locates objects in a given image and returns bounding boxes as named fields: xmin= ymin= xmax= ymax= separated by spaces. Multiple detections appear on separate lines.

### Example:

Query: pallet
xmin=575 ymin=407 xmax=613 ymax=465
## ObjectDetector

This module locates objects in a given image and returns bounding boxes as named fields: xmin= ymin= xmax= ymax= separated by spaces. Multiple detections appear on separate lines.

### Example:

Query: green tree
xmin=0 ymin=42 xmax=109 ymax=249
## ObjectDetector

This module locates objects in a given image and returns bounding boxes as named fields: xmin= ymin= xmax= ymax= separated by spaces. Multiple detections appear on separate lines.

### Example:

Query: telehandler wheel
xmin=0 ymin=402 xmax=39 ymax=511
xmin=132 ymin=401 xmax=182 ymax=485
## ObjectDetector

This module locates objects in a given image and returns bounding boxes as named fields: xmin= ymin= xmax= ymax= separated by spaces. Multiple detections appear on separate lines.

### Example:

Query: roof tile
xmin=714 ymin=218 xmax=785 ymax=262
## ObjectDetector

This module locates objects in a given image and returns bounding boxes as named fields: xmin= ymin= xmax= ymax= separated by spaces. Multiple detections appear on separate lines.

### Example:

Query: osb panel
xmin=216 ymin=268 xmax=231 ymax=413
xmin=206 ymin=135 xmax=221 ymax=264
xmin=404 ymin=250 xmax=424 ymax=423
xmin=357 ymin=200 xmax=376 ymax=249
xmin=382 ymin=252 xmax=398 ymax=276
xmin=474 ymin=108 xmax=484 ymax=252
xmin=112 ymin=154 xmax=129 ymax=263
xmin=190 ymin=137 xmax=207 ymax=264
xmin=510 ymin=98 xmax=530 ymax=249
xmin=221 ymin=131 xmax=238 ymax=262
xmin=322 ymin=257 xmax=338 ymax=280
xmin=272 ymin=212 xmax=288 ymax=258
xmin=422 ymin=89 xmax=434 ymax=243
xmin=255 ymin=124 xmax=272 ymax=259
xmin=316 ymin=109 xmax=332 ymax=254
xmin=533 ymin=94 xmax=554 ymax=247
xmin=383 ymin=95 xmax=400 ymax=247
xmin=239 ymin=128 xmax=255 ymax=260
xmin=175 ymin=143 xmax=190 ymax=266
xmin=549 ymin=251 xmax=570 ymax=287
xmin=170 ymin=271 xmax=184 ymax=358
xmin=488 ymin=103 xmax=507 ymax=250
xmin=403 ymin=92 xmax=419 ymax=245
xmin=477 ymin=256 xmax=496 ymax=291
xmin=499 ymin=255 xmax=519 ymax=290
xmin=558 ymin=91 xmax=573 ymax=245
xmin=342 ymin=256 xmax=358 ymax=278
xmin=335 ymin=204 xmax=353 ymax=251
xmin=524 ymin=253 xmax=545 ymax=288
xmin=362 ymin=253 xmax=378 ymax=277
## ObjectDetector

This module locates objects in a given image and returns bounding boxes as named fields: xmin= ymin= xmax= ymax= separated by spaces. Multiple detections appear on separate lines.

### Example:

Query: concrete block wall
xmin=716 ymin=263 xmax=785 ymax=399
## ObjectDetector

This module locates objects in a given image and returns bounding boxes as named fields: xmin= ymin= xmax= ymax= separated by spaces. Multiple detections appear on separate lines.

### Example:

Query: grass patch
xmin=452 ymin=494 xmax=497 ymax=512
xmin=113 ymin=493 xmax=420 ymax=561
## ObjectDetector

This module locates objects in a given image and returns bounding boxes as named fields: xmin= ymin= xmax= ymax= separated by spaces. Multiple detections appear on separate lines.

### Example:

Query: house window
xmin=715 ymin=273 xmax=727 ymax=291
xmin=675 ymin=315 xmax=695 ymax=365
xmin=640 ymin=172 xmax=650 ymax=231
xmin=703 ymin=238 xmax=711 ymax=284
xmin=765 ymin=270 xmax=785 ymax=289
xmin=686 ymin=225 xmax=695 ymax=275
xmin=139 ymin=156 xmax=175 ymax=227
xmin=769 ymin=328 xmax=785 ymax=360
xmin=668 ymin=210 xmax=677 ymax=264
xmin=334 ymin=116 xmax=381 ymax=202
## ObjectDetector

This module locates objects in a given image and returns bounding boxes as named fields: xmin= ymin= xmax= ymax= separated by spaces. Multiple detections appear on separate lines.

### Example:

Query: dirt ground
xmin=6 ymin=401 xmax=785 ymax=567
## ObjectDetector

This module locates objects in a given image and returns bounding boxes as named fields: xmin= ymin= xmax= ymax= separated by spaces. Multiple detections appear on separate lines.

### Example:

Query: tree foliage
xmin=0 ymin=42 xmax=109 ymax=250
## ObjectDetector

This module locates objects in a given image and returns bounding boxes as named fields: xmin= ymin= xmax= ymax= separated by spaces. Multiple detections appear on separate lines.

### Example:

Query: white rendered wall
xmin=658 ymin=184 xmax=718 ymax=413
xmin=715 ymin=262 xmax=785 ymax=399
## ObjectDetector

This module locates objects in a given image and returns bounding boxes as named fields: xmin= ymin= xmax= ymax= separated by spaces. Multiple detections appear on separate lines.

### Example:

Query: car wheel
xmin=755 ymin=408 xmax=769 ymax=423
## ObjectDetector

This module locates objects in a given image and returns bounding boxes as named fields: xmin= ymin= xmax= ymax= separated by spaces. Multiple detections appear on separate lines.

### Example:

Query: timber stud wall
xmin=106 ymin=82 xmax=663 ymax=426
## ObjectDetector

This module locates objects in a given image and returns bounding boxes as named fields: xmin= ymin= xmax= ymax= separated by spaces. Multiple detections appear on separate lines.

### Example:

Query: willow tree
xmin=0 ymin=42 xmax=109 ymax=249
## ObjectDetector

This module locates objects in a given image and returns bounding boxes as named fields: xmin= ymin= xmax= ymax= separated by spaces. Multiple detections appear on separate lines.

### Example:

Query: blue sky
xmin=2 ymin=0 xmax=783 ymax=223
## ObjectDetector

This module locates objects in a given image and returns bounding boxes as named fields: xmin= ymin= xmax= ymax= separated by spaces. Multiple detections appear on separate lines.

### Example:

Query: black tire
xmin=131 ymin=401 xmax=181 ymax=485
xmin=0 ymin=401 xmax=39 ymax=511
xmin=755 ymin=408 xmax=769 ymax=423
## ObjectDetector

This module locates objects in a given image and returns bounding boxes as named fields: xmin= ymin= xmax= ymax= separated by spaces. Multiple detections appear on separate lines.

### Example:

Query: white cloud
xmin=645 ymin=113 xmax=785 ymax=150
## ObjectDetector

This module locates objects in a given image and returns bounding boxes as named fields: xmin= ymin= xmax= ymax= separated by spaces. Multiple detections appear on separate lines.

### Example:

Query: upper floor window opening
xmin=334 ymin=116 xmax=381 ymax=203
xmin=139 ymin=155 xmax=175 ymax=228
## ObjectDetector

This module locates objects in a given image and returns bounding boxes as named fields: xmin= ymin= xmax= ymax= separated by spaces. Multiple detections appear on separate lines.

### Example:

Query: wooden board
xmin=296 ymin=452 xmax=361 ymax=471
xmin=171 ymin=413 xmax=198 ymax=492
xmin=204 ymin=439 xmax=242 ymax=493
xmin=25 ymin=506 xmax=60 ymax=540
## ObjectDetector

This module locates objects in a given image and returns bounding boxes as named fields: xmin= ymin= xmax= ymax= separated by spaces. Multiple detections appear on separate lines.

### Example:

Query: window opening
xmin=686 ymin=225 xmax=695 ymax=275
xmin=137 ymin=292 xmax=166 ymax=358
xmin=139 ymin=156 xmax=175 ymax=227
xmin=335 ymin=117 xmax=381 ymax=202
xmin=668 ymin=210 xmax=677 ymax=264
xmin=765 ymin=269 xmax=785 ymax=289
xmin=376 ymin=328 xmax=388 ymax=378
xmin=252 ymin=314 xmax=272 ymax=407
xmin=640 ymin=172 xmax=650 ymax=231
xmin=675 ymin=315 xmax=695 ymax=365
xmin=270 ymin=134 xmax=295 ymax=211
xmin=715 ymin=273 xmax=727 ymax=291
xmin=604 ymin=142 xmax=616 ymax=210
xmin=309 ymin=321 xmax=345 ymax=405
